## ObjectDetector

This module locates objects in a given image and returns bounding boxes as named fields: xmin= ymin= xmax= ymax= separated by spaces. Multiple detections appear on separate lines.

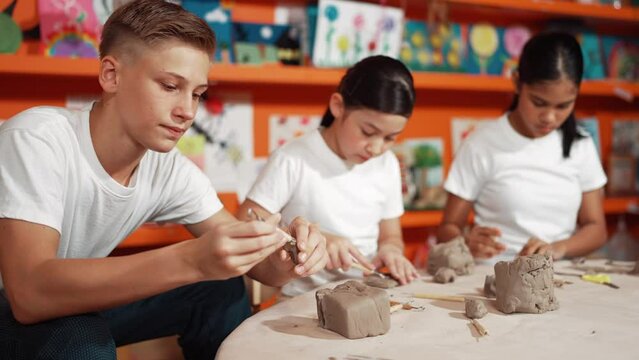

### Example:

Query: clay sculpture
xmin=484 ymin=275 xmax=496 ymax=298
xmin=428 ymin=236 xmax=474 ymax=275
xmin=494 ymin=254 xmax=559 ymax=314
xmin=316 ymin=280 xmax=390 ymax=339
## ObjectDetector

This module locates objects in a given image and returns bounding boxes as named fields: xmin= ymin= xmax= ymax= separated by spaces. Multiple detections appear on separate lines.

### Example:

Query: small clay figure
xmin=427 ymin=236 xmax=474 ymax=276
xmin=433 ymin=267 xmax=455 ymax=283
xmin=464 ymin=298 xmax=487 ymax=319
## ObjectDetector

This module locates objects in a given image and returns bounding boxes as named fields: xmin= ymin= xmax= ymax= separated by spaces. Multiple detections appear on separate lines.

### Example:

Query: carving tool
xmin=580 ymin=274 xmax=620 ymax=289
xmin=350 ymin=261 xmax=388 ymax=279
xmin=247 ymin=208 xmax=299 ymax=264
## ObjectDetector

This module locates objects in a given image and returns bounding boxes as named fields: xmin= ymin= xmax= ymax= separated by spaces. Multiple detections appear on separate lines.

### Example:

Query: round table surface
xmin=216 ymin=260 xmax=639 ymax=360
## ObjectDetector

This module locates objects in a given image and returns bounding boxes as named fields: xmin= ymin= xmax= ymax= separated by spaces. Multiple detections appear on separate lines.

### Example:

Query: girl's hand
xmin=372 ymin=244 xmax=419 ymax=285
xmin=324 ymin=234 xmax=375 ymax=273
xmin=466 ymin=226 xmax=505 ymax=259
xmin=519 ymin=237 xmax=567 ymax=260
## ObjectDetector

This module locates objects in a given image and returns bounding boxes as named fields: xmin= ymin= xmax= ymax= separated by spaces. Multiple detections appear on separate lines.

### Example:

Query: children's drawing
xmin=393 ymin=138 xmax=446 ymax=210
xmin=183 ymin=0 xmax=233 ymax=63
xmin=233 ymin=22 xmax=301 ymax=65
xmin=268 ymin=114 xmax=321 ymax=152
xmin=313 ymin=0 xmax=404 ymax=68
xmin=612 ymin=119 xmax=639 ymax=192
xmin=468 ymin=23 xmax=499 ymax=75
xmin=602 ymin=36 xmax=639 ymax=82
xmin=502 ymin=25 xmax=531 ymax=77
xmin=38 ymin=0 xmax=102 ymax=57
xmin=400 ymin=20 xmax=467 ymax=72
xmin=578 ymin=32 xmax=605 ymax=80
xmin=450 ymin=117 xmax=496 ymax=154
xmin=186 ymin=93 xmax=254 ymax=192
xmin=577 ymin=117 xmax=601 ymax=158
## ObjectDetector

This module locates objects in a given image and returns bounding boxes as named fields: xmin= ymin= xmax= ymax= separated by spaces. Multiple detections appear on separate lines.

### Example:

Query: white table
xmin=217 ymin=261 xmax=639 ymax=360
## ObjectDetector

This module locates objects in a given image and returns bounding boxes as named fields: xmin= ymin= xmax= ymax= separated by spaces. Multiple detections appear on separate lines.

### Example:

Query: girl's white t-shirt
xmin=445 ymin=114 xmax=607 ymax=262
xmin=247 ymin=129 xmax=404 ymax=295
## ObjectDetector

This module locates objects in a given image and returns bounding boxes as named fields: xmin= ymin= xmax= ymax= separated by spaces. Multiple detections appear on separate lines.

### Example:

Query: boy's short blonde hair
xmin=100 ymin=0 xmax=216 ymax=59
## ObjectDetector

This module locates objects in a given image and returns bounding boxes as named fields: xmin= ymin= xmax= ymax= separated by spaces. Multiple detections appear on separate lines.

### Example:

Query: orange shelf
xmin=1 ymin=55 xmax=637 ymax=98
xmin=401 ymin=210 xmax=444 ymax=228
xmin=603 ymin=196 xmax=639 ymax=214
xmin=447 ymin=0 xmax=639 ymax=22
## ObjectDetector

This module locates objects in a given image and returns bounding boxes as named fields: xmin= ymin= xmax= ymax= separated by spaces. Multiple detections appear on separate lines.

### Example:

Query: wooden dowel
xmin=413 ymin=293 xmax=466 ymax=302
xmin=470 ymin=319 xmax=488 ymax=336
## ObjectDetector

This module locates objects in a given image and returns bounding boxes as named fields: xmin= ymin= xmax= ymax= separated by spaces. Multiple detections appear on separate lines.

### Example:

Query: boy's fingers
xmin=229 ymin=233 xmax=286 ymax=256
xmin=223 ymin=221 xmax=277 ymax=238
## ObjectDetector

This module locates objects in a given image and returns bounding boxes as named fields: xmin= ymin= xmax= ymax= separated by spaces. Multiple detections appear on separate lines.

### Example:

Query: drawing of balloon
xmin=502 ymin=26 xmax=531 ymax=76
xmin=337 ymin=34 xmax=350 ymax=65
xmin=470 ymin=23 xmax=498 ymax=74
xmin=353 ymin=13 xmax=364 ymax=61
xmin=381 ymin=16 xmax=395 ymax=54
xmin=323 ymin=4 xmax=339 ymax=62
xmin=504 ymin=26 xmax=530 ymax=58
xmin=411 ymin=30 xmax=425 ymax=49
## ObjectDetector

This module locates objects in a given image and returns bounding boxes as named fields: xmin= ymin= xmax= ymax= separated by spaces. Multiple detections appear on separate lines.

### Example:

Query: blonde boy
xmin=0 ymin=0 xmax=326 ymax=358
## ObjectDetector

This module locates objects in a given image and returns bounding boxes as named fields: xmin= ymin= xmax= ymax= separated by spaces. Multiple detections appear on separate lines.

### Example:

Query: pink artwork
xmin=502 ymin=26 xmax=531 ymax=77
xmin=268 ymin=114 xmax=321 ymax=152
xmin=38 ymin=0 xmax=102 ymax=57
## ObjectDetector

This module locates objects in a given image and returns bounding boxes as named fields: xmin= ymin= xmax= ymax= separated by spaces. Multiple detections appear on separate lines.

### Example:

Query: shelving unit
xmin=446 ymin=0 xmax=639 ymax=23
xmin=2 ymin=55 xmax=638 ymax=97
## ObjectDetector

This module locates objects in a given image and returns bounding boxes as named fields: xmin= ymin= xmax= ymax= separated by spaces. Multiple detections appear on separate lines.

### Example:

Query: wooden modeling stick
xmin=413 ymin=293 xmax=466 ymax=302
xmin=470 ymin=319 xmax=489 ymax=336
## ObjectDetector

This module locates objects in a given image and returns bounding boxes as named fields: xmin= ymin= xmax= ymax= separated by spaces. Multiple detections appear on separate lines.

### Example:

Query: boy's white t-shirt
xmin=445 ymin=113 xmax=607 ymax=262
xmin=0 ymin=106 xmax=222 ymax=287
xmin=247 ymin=129 xmax=404 ymax=296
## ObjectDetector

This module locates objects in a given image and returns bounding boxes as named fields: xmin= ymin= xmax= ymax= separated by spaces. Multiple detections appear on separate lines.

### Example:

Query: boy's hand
xmin=195 ymin=218 xmax=287 ymax=280
xmin=372 ymin=244 xmax=419 ymax=285
xmin=519 ymin=237 xmax=566 ymax=260
xmin=466 ymin=226 xmax=505 ymax=259
xmin=324 ymin=234 xmax=374 ymax=273
xmin=269 ymin=216 xmax=327 ymax=277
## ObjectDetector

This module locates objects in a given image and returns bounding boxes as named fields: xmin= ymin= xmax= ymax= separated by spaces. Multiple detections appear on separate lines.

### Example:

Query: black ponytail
xmin=321 ymin=55 xmax=416 ymax=127
xmin=511 ymin=32 xmax=584 ymax=158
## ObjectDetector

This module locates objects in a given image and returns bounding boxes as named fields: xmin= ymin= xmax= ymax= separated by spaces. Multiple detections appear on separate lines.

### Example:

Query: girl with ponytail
xmin=437 ymin=32 xmax=607 ymax=263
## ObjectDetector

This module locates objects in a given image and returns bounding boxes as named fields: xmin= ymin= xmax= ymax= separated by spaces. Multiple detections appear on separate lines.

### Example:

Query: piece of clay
xmin=494 ymin=254 xmax=559 ymax=314
xmin=433 ymin=267 xmax=455 ymax=283
xmin=464 ymin=298 xmax=487 ymax=319
xmin=427 ymin=236 xmax=474 ymax=276
xmin=484 ymin=275 xmax=496 ymax=298
xmin=316 ymin=280 xmax=390 ymax=339
xmin=364 ymin=275 xmax=398 ymax=289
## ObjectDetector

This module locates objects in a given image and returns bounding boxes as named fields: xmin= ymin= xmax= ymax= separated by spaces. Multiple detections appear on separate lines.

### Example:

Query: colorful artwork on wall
xmin=38 ymin=0 xmax=102 ymax=57
xmin=393 ymin=138 xmax=446 ymax=210
xmin=312 ymin=0 xmax=404 ymax=67
xmin=268 ymin=114 xmax=321 ymax=152
xmin=400 ymin=20 xmax=467 ymax=73
xmin=183 ymin=0 xmax=234 ymax=63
